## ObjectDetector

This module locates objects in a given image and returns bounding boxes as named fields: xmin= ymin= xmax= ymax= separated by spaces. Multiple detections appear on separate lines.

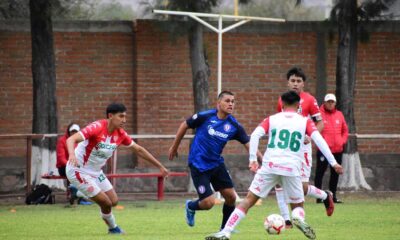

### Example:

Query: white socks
xmin=101 ymin=212 xmax=117 ymax=229
xmin=275 ymin=187 xmax=290 ymax=221
xmin=223 ymin=207 xmax=246 ymax=233
xmin=292 ymin=207 xmax=305 ymax=221
xmin=306 ymin=185 xmax=327 ymax=200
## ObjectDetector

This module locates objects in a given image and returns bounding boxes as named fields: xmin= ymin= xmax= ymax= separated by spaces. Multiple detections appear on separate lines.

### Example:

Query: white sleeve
xmin=249 ymin=126 xmax=265 ymax=162
xmin=310 ymin=131 xmax=338 ymax=167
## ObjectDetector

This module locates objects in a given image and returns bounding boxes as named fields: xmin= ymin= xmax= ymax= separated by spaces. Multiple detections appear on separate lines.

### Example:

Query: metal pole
xmin=152 ymin=9 xmax=285 ymax=96
xmin=218 ymin=16 xmax=223 ymax=95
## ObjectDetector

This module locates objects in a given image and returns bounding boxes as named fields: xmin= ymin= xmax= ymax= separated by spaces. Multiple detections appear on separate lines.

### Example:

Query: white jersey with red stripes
xmin=75 ymin=119 xmax=133 ymax=176
xmin=259 ymin=111 xmax=317 ymax=176
xmin=277 ymin=91 xmax=321 ymax=169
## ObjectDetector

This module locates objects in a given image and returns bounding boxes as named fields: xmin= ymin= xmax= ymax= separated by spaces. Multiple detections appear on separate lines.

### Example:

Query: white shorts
xmin=249 ymin=172 xmax=304 ymax=204
xmin=301 ymin=144 xmax=313 ymax=182
xmin=66 ymin=164 xmax=113 ymax=198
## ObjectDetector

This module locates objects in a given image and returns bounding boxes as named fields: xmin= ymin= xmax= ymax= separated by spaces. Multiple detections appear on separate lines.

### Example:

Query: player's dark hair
xmin=281 ymin=90 xmax=300 ymax=106
xmin=286 ymin=67 xmax=306 ymax=81
xmin=106 ymin=103 xmax=127 ymax=117
xmin=218 ymin=90 xmax=234 ymax=100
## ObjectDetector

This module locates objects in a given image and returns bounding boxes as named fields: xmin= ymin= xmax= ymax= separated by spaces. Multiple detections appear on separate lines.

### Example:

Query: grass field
xmin=1 ymin=194 xmax=399 ymax=240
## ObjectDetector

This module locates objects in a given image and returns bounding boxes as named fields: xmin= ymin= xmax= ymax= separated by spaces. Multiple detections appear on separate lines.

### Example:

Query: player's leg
xmin=314 ymin=150 xmax=329 ymax=203
xmin=212 ymin=163 xmax=236 ymax=230
xmin=205 ymin=172 xmax=277 ymax=240
xmin=302 ymin=156 xmax=334 ymax=216
xmin=283 ymin=176 xmax=316 ymax=240
xmin=185 ymin=165 xmax=215 ymax=227
xmin=274 ymin=184 xmax=291 ymax=228
xmin=95 ymin=172 xmax=124 ymax=234
xmin=330 ymin=153 xmax=343 ymax=203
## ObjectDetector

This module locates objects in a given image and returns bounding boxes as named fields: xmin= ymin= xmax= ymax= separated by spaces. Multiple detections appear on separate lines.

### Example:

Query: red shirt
xmin=277 ymin=91 xmax=321 ymax=120
xmin=56 ymin=133 xmax=69 ymax=169
xmin=319 ymin=105 xmax=349 ymax=153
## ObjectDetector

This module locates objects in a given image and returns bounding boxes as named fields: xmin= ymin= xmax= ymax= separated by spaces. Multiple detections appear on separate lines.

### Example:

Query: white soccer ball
xmin=264 ymin=214 xmax=286 ymax=235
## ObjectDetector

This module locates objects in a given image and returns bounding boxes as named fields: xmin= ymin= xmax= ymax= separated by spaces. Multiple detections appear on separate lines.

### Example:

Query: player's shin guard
xmin=223 ymin=207 xmax=246 ymax=234
xmin=275 ymin=187 xmax=290 ymax=221
xmin=101 ymin=211 xmax=117 ymax=229
xmin=221 ymin=204 xmax=235 ymax=230
xmin=306 ymin=185 xmax=328 ymax=200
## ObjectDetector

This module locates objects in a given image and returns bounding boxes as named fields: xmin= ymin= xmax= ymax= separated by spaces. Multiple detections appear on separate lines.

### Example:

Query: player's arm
xmin=66 ymin=132 xmax=84 ymax=167
xmin=249 ymin=122 xmax=267 ymax=172
xmin=168 ymin=121 xmax=189 ymax=161
xmin=305 ymin=113 xmax=323 ymax=144
xmin=243 ymin=143 xmax=263 ymax=172
xmin=129 ymin=142 xmax=169 ymax=177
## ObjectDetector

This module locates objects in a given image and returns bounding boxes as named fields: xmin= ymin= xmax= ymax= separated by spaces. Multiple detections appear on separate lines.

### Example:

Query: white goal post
xmin=153 ymin=9 xmax=285 ymax=95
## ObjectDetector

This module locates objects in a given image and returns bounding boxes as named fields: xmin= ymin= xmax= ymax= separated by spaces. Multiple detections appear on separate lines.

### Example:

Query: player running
xmin=205 ymin=90 xmax=343 ymax=240
xmin=66 ymin=103 xmax=169 ymax=234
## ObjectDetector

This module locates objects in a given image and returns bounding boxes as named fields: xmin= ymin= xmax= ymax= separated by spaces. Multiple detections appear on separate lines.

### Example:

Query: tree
xmin=29 ymin=0 xmax=59 ymax=188
xmin=297 ymin=0 xmax=398 ymax=190
xmin=332 ymin=0 xmax=398 ymax=190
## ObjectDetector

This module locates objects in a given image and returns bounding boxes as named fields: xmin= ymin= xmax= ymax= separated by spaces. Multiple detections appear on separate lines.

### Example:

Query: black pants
xmin=314 ymin=150 xmax=343 ymax=198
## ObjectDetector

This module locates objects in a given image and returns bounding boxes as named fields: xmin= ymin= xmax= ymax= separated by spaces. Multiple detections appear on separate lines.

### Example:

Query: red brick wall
xmin=0 ymin=21 xmax=399 ymax=159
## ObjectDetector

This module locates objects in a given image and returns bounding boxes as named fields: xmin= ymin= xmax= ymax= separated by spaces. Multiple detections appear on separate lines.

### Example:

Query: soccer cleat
xmin=323 ymin=190 xmax=335 ymax=216
xmin=78 ymin=198 xmax=92 ymax=205
xmin=68 ymin=186 xmax=78 ymax=205
xmin=108 ymin=226 xmax=125 ymax=234
xmin=285 ymin=220 xmax=293 ymax=229
xmin=205 ymin=231 xmax=231 ymax=240
xmin=333 ymin=198 xmax=343 ymax=204
xmin=292 ymin=218 xmax=316 ymax=239
xmin=185 ymin=200 xmax=195 ymax=227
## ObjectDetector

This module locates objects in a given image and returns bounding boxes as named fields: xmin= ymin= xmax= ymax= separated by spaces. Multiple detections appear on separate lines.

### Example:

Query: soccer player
xmin=275 ymin=67 xmax=334 ymax=227
xmin=66 ymin=103 xmax=169 ymax=234
xmin=205 ymin=90 xmax=343 ymax=240
xmin=169 ymin=91 xmax=262 ymax=230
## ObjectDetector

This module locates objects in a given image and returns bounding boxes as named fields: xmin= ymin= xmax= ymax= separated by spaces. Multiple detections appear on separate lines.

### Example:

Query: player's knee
xmin=224 ymin=194 xmax=236 ymax=205
xmin=111 ymin=199 xmax=118 ymax=207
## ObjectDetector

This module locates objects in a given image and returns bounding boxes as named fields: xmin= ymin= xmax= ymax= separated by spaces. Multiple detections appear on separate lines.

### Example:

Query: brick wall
xmin=0 ymin=20 xmax=399 ymax=159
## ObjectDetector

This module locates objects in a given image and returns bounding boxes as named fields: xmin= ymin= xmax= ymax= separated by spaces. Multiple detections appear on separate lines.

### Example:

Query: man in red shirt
xmin=275 ymin=67 xmax=335 ymax=228
xmin=315 ymin=94 xmax=348 ymax=203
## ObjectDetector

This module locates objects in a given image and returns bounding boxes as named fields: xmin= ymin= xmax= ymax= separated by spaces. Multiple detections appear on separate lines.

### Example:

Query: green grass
xmin=1 ymin=195 xmax=399 ymax=240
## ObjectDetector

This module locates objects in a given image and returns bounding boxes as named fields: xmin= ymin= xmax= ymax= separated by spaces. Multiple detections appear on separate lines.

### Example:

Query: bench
xmin=41 ymin=172 xmax=188 ymax=201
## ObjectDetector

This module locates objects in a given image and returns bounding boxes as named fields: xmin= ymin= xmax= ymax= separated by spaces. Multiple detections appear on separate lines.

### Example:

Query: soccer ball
xmin=264 ymin=214 xmax=286 ymax=235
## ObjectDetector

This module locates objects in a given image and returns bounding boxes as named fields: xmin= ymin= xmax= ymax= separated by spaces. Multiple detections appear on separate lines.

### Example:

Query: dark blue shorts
xmin=190 ymin=163 xmax=234 ymax=200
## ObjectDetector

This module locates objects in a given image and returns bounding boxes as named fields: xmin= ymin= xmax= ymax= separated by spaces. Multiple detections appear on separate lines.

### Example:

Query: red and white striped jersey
xmin=254 ymin=111 xmax=317 ymax=176
xmin=75 ymin=119 xmax=133 ymax=176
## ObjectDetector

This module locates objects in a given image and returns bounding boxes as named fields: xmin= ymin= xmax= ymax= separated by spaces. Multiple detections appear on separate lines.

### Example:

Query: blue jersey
xmin=186 ymin=109 xmax=250 ymax=172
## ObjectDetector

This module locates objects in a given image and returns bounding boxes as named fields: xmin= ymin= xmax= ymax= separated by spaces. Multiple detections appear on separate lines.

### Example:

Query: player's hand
xmin=168 ymin=146 xmax=178 ymax=161
xmin=304 ymin=135 xmax=311 ymax=144
xmin=160 ymin=166 xmax=170 ymax=178
xmin=333 ymin=164 xmax=343 ymax=175
xmin=249 ymin=161 xmax=259 ymax=173
xmin=68 ymin=155 xmax=79 ymax=167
